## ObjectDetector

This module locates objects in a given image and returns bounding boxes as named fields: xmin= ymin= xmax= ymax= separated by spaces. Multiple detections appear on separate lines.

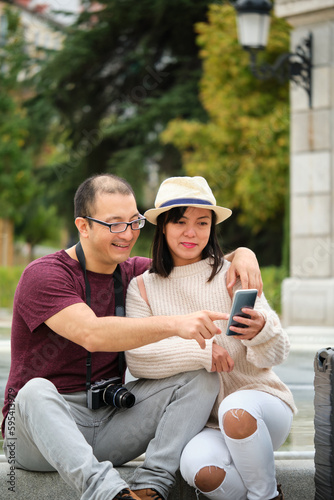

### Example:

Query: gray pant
xmin=4 ymin=370 xmax=219 ymax=499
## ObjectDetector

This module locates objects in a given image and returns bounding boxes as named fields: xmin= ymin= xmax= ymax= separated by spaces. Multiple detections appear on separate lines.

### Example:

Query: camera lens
xmin=115 ymin=388 xmax=136 ymax=409
xmin=103 ymin=385 xmax=135 ymax=409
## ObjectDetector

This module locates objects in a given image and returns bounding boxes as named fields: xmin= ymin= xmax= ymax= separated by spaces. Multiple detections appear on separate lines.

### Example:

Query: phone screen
xmin=226 ymin=289 xmax=258 ymax=336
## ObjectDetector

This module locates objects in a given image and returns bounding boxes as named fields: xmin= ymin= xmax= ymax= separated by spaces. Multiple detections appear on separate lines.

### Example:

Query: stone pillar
xmin=275 ymin=0 xmax=334 ymax=340
xmin=0 ymin=219 xmax=14 ymax=267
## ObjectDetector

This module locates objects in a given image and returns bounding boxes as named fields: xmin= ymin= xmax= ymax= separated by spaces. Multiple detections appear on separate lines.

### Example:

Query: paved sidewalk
xmin=0 ymin=456 xmax=315 ymax=499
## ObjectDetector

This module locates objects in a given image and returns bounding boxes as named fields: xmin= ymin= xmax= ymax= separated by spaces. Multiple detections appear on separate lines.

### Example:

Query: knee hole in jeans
xmin=222 ymin=408 xmax=257 ymax=439
xmin=194 ymin=466 xmax=226 ymax=492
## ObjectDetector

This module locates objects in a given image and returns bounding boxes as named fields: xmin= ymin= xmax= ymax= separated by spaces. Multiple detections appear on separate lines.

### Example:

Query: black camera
xmin=87 ymin=377 xmax=135 ymax=410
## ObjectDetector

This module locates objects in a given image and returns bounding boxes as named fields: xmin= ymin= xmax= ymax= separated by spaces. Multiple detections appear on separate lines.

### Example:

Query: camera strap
xmin=75 ymin=241 xmax=126 ymax=391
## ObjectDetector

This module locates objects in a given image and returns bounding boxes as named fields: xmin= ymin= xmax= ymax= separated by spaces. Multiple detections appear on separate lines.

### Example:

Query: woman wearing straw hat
xmin=125 ymin=176 xmax=296 ymax=500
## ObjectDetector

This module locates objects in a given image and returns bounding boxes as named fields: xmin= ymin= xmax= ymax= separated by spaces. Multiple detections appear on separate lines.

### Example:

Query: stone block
xmin=290 ymin=236 xmax=333 ymax=278
xmin=291 ymin=110 xmax=330 ymax=152
xmin=282 ymin=277 xmax=334 ymax=326
xmin=312 ymin=66 xmax=330 ymax=109
xmin=312 ymin=22 xmax=332 ymax=66
xmin=275 ymin=0 xmax=334 ymax=20
xmin=291 ymin=151 xmax=331 ymax=195
xmin=291 ymin=82 xmax=311 ymax=111
xmin=291 ymin=194 xmax=331 ymax=237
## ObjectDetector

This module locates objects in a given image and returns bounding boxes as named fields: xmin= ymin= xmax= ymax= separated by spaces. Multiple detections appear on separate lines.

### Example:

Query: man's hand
xmin=211 ymin=344 xmax=234 ymax=373
xmin=225 ymin=247 xmax=263 ymax=298
xmin=174 ymin=311 xmax=229 ymax=349
xmin=227 ymin=308 xmax=265 ymax=340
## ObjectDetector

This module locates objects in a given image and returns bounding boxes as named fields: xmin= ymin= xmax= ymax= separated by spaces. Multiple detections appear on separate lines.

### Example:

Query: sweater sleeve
xmin=125 ymin=275 xmax=153 ymax=318
xmin=126 ymin=336 xmax=214 ymax=379
xmin=241 ymin=292 xmax=290 ymax=368
xmin=125 ymin=276 xmax=213 ymax=379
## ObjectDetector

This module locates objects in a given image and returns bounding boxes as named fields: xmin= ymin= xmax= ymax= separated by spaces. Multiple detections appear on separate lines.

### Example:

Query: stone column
xmin=0 ymin=219 xmax=13 ymax=267
xmin=275 ymin=0 xmax=334 ymax=344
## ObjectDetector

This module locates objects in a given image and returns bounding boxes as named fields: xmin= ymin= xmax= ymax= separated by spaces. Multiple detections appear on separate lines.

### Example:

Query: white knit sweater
xmin=125 ymin=258 xmax=297 ymax=427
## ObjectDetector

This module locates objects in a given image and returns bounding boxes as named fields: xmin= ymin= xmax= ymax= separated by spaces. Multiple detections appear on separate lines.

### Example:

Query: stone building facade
xmin=275 ymin=0 xmax=334 ymax=333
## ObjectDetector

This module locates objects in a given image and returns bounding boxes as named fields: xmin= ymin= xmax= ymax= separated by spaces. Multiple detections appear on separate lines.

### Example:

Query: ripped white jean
xmin=180 ymin=390 xmax=293 ymax=500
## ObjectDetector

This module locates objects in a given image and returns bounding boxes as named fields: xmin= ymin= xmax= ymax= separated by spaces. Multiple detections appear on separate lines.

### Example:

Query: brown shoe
xmin=133 ymin=488 xmax=164 ymax=500
xmin=270 ymin=484 xmax=284 ymax=500
xmin=114 ymin=489 xmax=141 ymax=500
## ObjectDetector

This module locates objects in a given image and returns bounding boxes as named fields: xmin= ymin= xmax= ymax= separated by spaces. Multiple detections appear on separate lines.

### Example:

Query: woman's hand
xmin=211 ymin=344 xmax=234 ymax=372
xmin=225 ymin=247 xmax=263 ymax=298
xmin=227 ymin=308 xmax=265 ymax=340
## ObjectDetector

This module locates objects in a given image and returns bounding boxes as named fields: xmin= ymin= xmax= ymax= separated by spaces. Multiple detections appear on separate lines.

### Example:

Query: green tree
xmin=19 ymin=0 xmax=291 ymax=264
xmin=0 ymin=7 xmax=35 ymax=221
xmin=161 ymin=3 xmax=290 ymax=265
xmin=0 ymin=6 xmax=61 ymax=254
xmin=28 ymin=0 xmax=213 ymax=233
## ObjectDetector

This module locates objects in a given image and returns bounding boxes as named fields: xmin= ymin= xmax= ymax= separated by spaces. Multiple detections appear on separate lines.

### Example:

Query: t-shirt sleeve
xmin=132 ymin=257 xmax=151 ymax=277
xmin=16 ymin=260 xmax=85 ymax=332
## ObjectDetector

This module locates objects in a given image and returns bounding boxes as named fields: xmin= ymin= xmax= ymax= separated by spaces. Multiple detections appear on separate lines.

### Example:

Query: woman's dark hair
xmin=149 ymin=206 xmax=224 ymax=282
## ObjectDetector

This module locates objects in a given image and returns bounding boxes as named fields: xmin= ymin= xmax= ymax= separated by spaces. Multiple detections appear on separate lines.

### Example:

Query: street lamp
xmin=234 ymin=0 xmax=313 ymax=107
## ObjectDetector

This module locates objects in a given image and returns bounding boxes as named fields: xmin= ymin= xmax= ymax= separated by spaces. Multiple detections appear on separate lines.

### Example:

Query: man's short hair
xmin=74 ymin=174 xmax=135 ymax=218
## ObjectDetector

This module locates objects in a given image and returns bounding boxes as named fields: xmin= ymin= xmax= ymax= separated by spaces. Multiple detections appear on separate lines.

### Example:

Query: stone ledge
xmin=0 ymin=459 xmax=315 ymax=499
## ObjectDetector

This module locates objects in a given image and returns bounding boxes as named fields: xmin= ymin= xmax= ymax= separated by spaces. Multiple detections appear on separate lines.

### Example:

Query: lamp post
xmin=234 ymin=0 xmax=313 ymax=107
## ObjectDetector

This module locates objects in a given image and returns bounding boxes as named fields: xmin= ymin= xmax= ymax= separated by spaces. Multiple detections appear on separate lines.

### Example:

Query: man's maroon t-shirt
xmin=1 ymin=250 xmax=150 ymax=437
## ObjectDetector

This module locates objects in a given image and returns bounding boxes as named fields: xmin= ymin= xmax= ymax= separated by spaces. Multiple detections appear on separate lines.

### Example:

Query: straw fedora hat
xmin=144 ymin=176 xmax=232 ymax=225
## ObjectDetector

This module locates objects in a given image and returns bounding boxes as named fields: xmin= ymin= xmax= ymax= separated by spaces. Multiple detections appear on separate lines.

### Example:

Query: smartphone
xmin=226 ymin=289 xmax=258 ymax=336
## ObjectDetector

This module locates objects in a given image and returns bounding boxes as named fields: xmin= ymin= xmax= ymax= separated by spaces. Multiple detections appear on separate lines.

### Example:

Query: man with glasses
xmin=2 ymin=174 xmax=263 ymax=500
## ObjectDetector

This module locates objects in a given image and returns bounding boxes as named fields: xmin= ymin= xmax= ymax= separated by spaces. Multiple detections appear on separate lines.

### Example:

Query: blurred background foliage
xmin=0 ymin=0 xmax=290 ymax=268
xmin=161 ymin=3 xmax=290 ymax=266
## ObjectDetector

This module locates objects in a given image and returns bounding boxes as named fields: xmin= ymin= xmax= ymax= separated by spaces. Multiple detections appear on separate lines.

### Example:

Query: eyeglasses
xmin=82 ymin=216 xmax=146 ymax=233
